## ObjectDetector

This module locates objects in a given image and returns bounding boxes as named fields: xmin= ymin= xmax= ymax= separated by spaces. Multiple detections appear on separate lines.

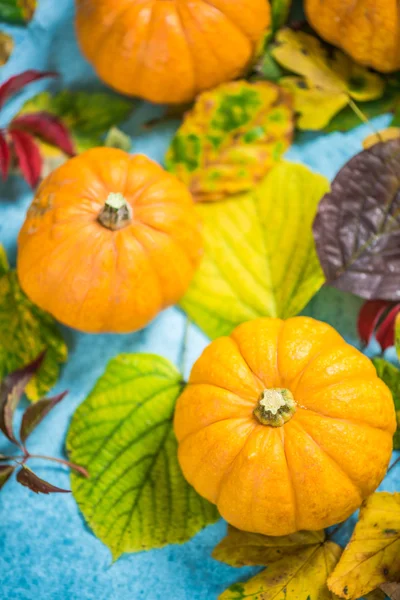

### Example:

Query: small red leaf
xmin=376 ymin=304 xmax=400 ymax=350
xmin=0 ymin=70 xmax=57 ymax=110
xmin=357 ymin=300 xmax=392 ymax=345
xmin=0 ymin=352 xmax=45 ymax=444
xmin=0 ymin=465 xmax=15 ymax=490
xmin=0 ymin=131 xmax=11 ymax=180
xmin=11 ymin=112 xmax=75 ymax=156
xmin=16 ymin=465 xmax=70 ymax=494
xmin=20 ymin=390 xmax=68 ymax=444
xmin=10 ymin=129 xmax=42 ymax=188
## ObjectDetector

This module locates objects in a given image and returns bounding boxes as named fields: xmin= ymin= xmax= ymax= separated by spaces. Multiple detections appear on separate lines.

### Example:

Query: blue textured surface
xmin=0 ymin=2 xmax=398 ymax=599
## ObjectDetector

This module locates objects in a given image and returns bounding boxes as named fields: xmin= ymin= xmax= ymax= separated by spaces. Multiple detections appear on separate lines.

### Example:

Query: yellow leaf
xmin=165 ymin=80 xmax=294 ymax=202
xmin=363 ymin=128 xmax=400 ymax=150
xmin=213 ymin=525 xmax=325 ymax=567
xmin=327 ymin=493 xmax=400 ymax=599
xmin=219 ymin=540 xmax=342 ymax=600
xmin=272 ymin=29 xmax=385 ymax=130
xmin=180 ymin=161 xmax=329 ymax=339
xmin=0 ymin=31 xmax=13 ymax=65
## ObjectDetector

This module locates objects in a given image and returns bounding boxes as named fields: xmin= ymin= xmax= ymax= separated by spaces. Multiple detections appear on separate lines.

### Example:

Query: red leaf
xmin=16 ymin=465 xmax=70 ymax=494
xmin=376 ymin=304 xmax=400 ymax=350
xmin=0 ymin=70 xmax=57 ymax=110
xmin=0 ymin=131 xmax=11 ymax=180
xmin=357 ymin=300 xmax=392 ymax=345
xmin=20 ymin=390 xmax=68 ymax=444
xmin=10 ymin=129 xmax=42 ymax=188
xmin=11 ymin=112 xmax=75 ymax=156
xmin=0 ymin=465 xmax=15 ymax=491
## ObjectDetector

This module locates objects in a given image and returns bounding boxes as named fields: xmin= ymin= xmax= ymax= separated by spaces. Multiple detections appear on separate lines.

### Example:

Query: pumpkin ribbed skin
xmin=305 ymin=0 xmax=400 ymax=73
xmin=75 ymin=0 xmax=271 ymax=104
xmin=174 ymin=317 xmax=396 ymax=535
xmin=17 ymin=148 xmax=202 ymax=334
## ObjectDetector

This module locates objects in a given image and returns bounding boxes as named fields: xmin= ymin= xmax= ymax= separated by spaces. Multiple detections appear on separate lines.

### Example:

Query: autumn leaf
xmin=67 ymin=354 xmax=219 ymax=560
xmin=165 ymin=80 xmax=294 ymax=202
xmin=271 ymin=29 xmax=385 ymax=130
xmin=16 ymin=465 xmax=70 ymax=494
xmin=0 ymin=245 xmax=67 ymax=401
xmin=372 ymin=358 xmax=400 ymax=450
xmin=363 ymin=128 xmax=400 ymax=149
xmin=180 ymin=162 xmax=329 ymax=339
xmin=381 ymin=583 xmax=400 ymax=600
xmin=0 ymin=0 xmax=36 ymax=24
xmin=327 ymin=493 xmax=400 ymax=599
xmin=358 ymin=301 xmax=400 ymax=350
xmin=0 ymin=31 xmax=13 ymax=65
xmin=313 ymin=139 xmax=400 ymax=301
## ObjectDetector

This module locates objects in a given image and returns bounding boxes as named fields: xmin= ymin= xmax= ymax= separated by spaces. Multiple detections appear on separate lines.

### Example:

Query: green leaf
xmin=67 ymin=354 xmax=219 ymax=560
xmin=19 ymin=90 xmax=134 ymax=153
xmin=180 ymin=162 xmax=329 ymax=339
xmin=0 ymin=0 xmax=36 ymax=24
xmin=372 ymin=358 xmax=400 ymax=450
xmin=325 ymin=90 xmax=400 ymax=133
xmin=104 ymin=126 xmax=132 ymax=152
xmin=0 ymin=245 xmax=67 ymax=402
xmin=165 ymin=80 xmax=294 ymax=202
xmin=271 ymin=0 xmax=292 ymax=32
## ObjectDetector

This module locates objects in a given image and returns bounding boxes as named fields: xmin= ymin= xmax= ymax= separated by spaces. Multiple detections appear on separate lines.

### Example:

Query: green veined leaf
xmin=165 ymin=80 xmax=294 ymax=202
xmin=67 ymin=354 xmax=219 ymax=560
xmin=180 ymin=162 xmax=329 ymax=339
xmin=0 ymin=245 xmax=67 ymax=401
xmin=0 ymin=0 xmax=36 ymax=24
xmin=372 ymin=358 xmax=400 ymax=450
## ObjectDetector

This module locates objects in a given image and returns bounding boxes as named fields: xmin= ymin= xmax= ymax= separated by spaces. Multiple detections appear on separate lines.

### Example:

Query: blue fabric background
xmin=0 ymin=2 xmax=398 ymax=598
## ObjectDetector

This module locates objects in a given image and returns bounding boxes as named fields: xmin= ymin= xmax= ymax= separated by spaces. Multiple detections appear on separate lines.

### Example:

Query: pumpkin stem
xmin=98 ymin=192 xmax=133 ymax=231
xmin=254 ymin=388 xmax=296 ymax=427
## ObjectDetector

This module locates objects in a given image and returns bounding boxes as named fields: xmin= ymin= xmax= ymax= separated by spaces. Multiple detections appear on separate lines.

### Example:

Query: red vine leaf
xmin=16 ymin=465 xmax=70 ymax=494
xmin=0 ymin=465 xmax=15 ymax=490
xmin=9 ymin=129 xmax=42 ymax=188
xmin=0 ymin=131 xmax=11 ymax=180
xmin=0 ymin=70 xmax=56 ymax=110
xmin=375 ymin=304 xmax=400 ymax=350
xmin=357 ymin=300 xmax=392 ymax=345
xmin=20 ymin=390 xmax=68 ymax=445
xmin=11 ymin=112 xmax=75 ymax=156
xmin=313 ymin=139 xmax=400 ymax=300
xmin=0 ymin=352 xmax=45 ymax=444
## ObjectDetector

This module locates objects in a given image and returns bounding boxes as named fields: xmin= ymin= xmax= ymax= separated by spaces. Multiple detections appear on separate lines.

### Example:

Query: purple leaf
xmin=313 ymin=139 xmax=400 ymax=300
xmin=0 ymin=70 xmax=57 ymax=110
xmin=0 ymin=352 xmax=45 ymax=444
xmin=9 ymin=129 xmax=42 ymax=188
xmin=0 ymin=465 xmax=15 ymax=490
xmin=16 ymin=465 xmax=70 ymax=494
xmin=11 ymin=112 xmax=75 ymax=156
xmin=20 ymin=390 xmax=68 ymax=444
xmin=0 ymin=131 xmax=11 ymax=180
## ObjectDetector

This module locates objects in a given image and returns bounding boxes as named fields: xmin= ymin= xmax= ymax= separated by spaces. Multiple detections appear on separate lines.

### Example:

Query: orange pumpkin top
xmin=174 ymin=317 xmax=396 ymax=535
xmin=305 ymin=0 xmax=400 ymax=73
xmin=17 ymin=148 xmax=202 ymax=334
xmin=75 ymin=0 xmax=271 ymax=104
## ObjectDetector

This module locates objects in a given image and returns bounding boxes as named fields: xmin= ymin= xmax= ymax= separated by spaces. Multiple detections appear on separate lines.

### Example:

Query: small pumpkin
xmin=75 ymin=0 xmax=271 ymax=104
xmin=17 ymin=148 xmax=202 ymax=333
xmin=305 ymin=0 xmax=400 ymax=73
xmin=174 ymin=317 xmax=396 ymax=535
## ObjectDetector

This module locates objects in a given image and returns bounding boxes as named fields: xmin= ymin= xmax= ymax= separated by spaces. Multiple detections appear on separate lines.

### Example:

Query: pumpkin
xmin=75 ymin=0 xmax=271 ymax=104
xmin=305 ymin=0 xmax=400 ymax=73
xmin=17 ymin=148 xmax=202 ymax=334
xmin=174 ymin=317 xmax=396 ymax=535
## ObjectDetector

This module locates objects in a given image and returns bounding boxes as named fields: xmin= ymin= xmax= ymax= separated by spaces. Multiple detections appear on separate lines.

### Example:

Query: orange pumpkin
xmin=174 ymin=317 xmax=396 ymax=535
xmin=17 ymin=148 xmax=202 ymax=334
xmin=75 ymin=0 xmax=271 ymax=104
xmin=305 ymin=0 xmax=400 ymax=73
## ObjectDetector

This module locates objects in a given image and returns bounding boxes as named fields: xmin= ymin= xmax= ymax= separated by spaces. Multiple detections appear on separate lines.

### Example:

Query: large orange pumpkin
xmin=17 ymin=148 xmax=202 ymax=333
xmin=75 ymin=0 xmax=271 ymax=104
xmin=305 ymin=0 xmax=400 ymax=73
xmin=174 ymin=317 xmax=396 ymax=535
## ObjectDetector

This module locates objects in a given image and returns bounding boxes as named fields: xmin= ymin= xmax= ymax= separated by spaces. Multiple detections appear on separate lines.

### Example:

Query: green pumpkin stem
xmin=254 ymin=388 xmax=296 ymax=427
xmin=98 ymin=193 xmax=133 ymax=231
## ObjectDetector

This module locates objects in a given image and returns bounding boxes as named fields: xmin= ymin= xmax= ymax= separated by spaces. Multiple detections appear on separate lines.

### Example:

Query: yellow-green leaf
xmin=180 ymin=162 xmax=329 ymax=339
xmin=165 ymin=80 xmax=294 ymax=202
xmin=0 ymin=31 xmax=13 ymax=65
xmin=0 ymin=0 xmax=36 ymax=23
xmin=272 ymin=29 xmax=385 ymax=130
xmin=219 ymin=540 xmax=342 ymax=599
xmin=67 ymin=354 xmax=219 ymax=560
xmin=213 ymin=525 xmax=325 ymax=567
xmin=396 ymin=314 xmax=400 ymax=361
xmin=0 ymin=245 xmax=67 ymax=401
xmin=327 ymin=493 xmax=400 ymax=599
xmin=371 ymin=358 xmax=400 ymax=450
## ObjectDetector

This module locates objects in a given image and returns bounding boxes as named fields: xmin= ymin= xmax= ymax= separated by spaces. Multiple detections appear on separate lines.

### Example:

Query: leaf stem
xmin=27 ymin=454 xmax=89 ymax=478
xmin=388 ymin=455 xmax=400 ymax=473
xmin=348 ymin=98 xmax=383 ymax=142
